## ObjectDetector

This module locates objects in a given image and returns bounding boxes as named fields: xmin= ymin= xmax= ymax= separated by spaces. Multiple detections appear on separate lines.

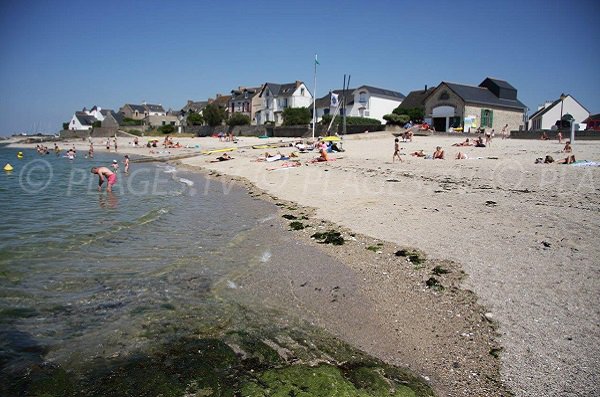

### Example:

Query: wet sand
xmin=8 ymin=133 xmax=600 ymax=396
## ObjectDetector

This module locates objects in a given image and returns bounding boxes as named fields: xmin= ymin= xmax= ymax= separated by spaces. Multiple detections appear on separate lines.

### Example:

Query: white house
xmin=68 ymin=112 xmax=96 ymax=131
xmin=346 ymin=85 xmax=405 ymax=122
xmin=528 ymin=94 xmax=590 ymax=130
xmin=311 ymin=89 xmax=355 ymax=123
xmin=88 ymin=105 xmax=105 ymax=121
xmin=255 ymin=81 xmax=313 ymax=125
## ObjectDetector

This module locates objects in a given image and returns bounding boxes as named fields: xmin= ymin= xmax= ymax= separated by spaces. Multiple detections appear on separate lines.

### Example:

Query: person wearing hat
xmin=111 ymin=159 xmax=119 ymax=172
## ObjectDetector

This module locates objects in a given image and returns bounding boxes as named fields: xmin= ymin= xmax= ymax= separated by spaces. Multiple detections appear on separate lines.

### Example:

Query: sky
xmin=0 ymin=0 xmax=598 ymax=135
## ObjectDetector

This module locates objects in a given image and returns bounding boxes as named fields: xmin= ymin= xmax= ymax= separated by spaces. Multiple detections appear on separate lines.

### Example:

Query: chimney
xmin=425 ymin=85 xmax=428 ymax=91
xmin=296 ymin=80 xmax=301 ymax=87
xmin=216 ymin=93 xmax=221 ymax=98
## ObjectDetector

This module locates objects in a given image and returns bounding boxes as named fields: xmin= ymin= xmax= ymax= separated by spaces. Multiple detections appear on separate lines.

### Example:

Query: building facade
xmin=423 ymin=78 xmax=527 ymax=132
xmin=528 ymin=94 xmax=589 ymax=130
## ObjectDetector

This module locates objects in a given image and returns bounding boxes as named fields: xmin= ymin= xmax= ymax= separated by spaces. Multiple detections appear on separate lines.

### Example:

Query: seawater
xmin=0 ymin=145 xmax=433 ymax=396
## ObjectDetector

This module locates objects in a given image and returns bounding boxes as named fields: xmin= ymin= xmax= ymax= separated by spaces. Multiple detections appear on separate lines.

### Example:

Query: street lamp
xmin=559 ymin=93 xmax=567 ymax=131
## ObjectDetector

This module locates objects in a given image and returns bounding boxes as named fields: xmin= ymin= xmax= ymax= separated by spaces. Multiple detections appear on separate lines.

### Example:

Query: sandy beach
xmin=7 ymin=133 xmax=600 ymax=396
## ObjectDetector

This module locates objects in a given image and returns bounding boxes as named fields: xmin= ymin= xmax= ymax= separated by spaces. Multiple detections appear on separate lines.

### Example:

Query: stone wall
xmin=510 ymin=130 xmax=600 ymax=140
xmin=463 ymin=105 xmax=524 ymax=133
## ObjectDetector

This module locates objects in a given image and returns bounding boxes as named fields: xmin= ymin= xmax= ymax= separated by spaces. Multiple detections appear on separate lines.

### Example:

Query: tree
xmin=92 ymin=120 xmax=101 ymax=128
xmin=203 ymin=104 xmax=227 ymax=127
xmin=282 ymin=107 xmax=311 ymax=126
xmin=187 ymin=112 xmax=204 ymax=126
xmin=228 ymin=113 xmax=251 ymax=127
xmin=158 ymin=124 xmax=175 ymax=134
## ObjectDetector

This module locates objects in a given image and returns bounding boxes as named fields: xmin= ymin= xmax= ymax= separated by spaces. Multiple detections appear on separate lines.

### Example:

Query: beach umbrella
xmin=322 ymin=136 xmax=341 ymax=142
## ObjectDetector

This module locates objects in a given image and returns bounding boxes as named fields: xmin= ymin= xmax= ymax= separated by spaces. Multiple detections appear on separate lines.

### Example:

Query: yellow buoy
xmin=17 ymin=152 xmax=24 ymax=159
xmin=4 ymin=163 xmax=14 ymax=171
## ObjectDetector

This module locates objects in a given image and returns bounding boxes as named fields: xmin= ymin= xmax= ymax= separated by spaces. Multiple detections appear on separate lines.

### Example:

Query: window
xmin=439 ymin=91 xmax=450 ymax=100
xmin=359 ymin=91 xmax=367 ymax=103
xmin=481 ymin=109 xmax=493 ymax=128
xmin=283 ymin=98 xmax=288 ymax=108
xmin=301 ymin=88 xmax=305 ymax=96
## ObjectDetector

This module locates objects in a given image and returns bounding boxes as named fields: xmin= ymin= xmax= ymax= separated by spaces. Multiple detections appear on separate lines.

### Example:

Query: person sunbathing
xmin=215 ymin=153 xmax=232 ymax=161
xmin=433 ymin=146 xmax=445 ymax=159
xmin=410 ymin=150 xmax=425 ymax=157
xmin=455 ymin=152 xmax=468 ymax=160
xmin=452 ymin=138 xmax=472 ymax=147
xmin=557 ymin=155 xmax=576 ymax=164
xmin=316 ymin=148 xmax=329 ymax=162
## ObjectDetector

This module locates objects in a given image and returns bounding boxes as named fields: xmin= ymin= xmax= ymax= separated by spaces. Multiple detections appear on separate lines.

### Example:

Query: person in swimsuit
xmin=91 ymin=166 xmax=117 ymax=192
xmin=433 ymin=146 xmax=445 ymax=159
xmin=393 ymin=138 xmax=403 ymax=163
xmin=124 ymin=155 xmax=130 ymax=174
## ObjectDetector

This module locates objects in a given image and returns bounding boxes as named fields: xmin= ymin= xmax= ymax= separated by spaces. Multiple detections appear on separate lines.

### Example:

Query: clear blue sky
xmin=0 ymin=0 xmax=598 ymax=135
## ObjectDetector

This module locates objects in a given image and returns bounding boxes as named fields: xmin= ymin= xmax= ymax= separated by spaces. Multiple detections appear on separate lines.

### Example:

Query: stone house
xmin=255 ymin=81 xmax=313 ymax=126
xmin=100 ymin=110 xmax=124 ymax=128
xmin=119 ymin=103 xmax=166 ymax=120
xmin=528 ymin=94 xmax=589 ymax=130
xmin=423 ymin=78 xmax=527 ymax=132
xmin=228 ymin=86 xmax=263 ymax=125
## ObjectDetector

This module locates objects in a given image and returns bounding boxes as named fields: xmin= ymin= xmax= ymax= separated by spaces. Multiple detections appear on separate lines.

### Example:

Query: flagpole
xmin=312 ymin=54 xmax=317 ymax=140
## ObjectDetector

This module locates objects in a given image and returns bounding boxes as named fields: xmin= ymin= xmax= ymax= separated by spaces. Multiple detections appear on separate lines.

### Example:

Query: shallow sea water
xmin=0 ymin=145 xmax=433 ymax=396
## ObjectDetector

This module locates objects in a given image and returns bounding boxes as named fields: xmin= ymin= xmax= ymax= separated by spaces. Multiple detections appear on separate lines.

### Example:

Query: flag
xmin=315 ymin=54 xmax=320 ymax=65
xmin=330 ymin=93 xmax=339 ymax=108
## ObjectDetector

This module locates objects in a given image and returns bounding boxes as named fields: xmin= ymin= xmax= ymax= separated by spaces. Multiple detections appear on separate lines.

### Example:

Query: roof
xmin=74 ymin=112 xmax=96 ymax=126
xmin=144 ymin=104 xmax=165 ymax=113
xmin=354 ymin=85 xmax=405 ymax=100
xmin=441 ymin=82 xmax=527 ymax=111
xmin=211 ymin=95 xmax=232 ymax=107
xmin=230 ymin=86 xmax=262 ymax=101
xmin=261 ymin=81 xmax=306 ymax=98
xmin=182 ymin=100 xmax=208 ymax=112
xmin=396 ymin=87 xmax=435 ymax=109
xmin=481 ymin=77 xmax=516 ymax=91
xmin=528 ymin=98 xmax=561 ymax=120
xmin=528 ymin=94 xmax=590 ymax=120
xmin=124 ymin=104 xmax=146 ymax=112
xmin=312 ymin=89 xmax=356 ymax=109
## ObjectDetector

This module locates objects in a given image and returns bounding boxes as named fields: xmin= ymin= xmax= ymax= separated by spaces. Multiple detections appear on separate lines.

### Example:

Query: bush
xmin=228 ymin=113 xmax=251 ymax=127
xmin=62 ymin=122 xmax=69 ymax=130
xmin=92 ymin=120 xmax=101 ymax=128
xmin=158 ymin=124 xmax=175 ymax=134
xmin=345 ymin=116 xmax=381 ymax=126
xmin=383 ymin=113 xmax=410 ymax=125
xmin=122 ymin=117 xmax=144 ymax=126
xmin=392 ymin=107 xmax=424 ymax=122
xmin=282 ymin=107 xmax=311 ymax=126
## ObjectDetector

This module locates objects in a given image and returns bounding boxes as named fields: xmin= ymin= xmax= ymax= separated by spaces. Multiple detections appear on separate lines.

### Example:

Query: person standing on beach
xmin=106 ymin=138 xmax=110 ymax=151
xmin=113 ymin=137 xmax=118 ymax=152
xmin=91 ymin=166 xmax=117 ymax=192
xmin=88 ymin=142 xmax=94 ymax=158
xmin=501 ymin=124 xmax=509 ymax=139
xmin=557 ymin=131 xmax=563 ymax=144
xmin=393 ymin=138 xmax=403 ymax=163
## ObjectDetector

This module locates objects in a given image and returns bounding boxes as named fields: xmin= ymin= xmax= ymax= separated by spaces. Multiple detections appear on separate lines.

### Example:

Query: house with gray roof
xmin=395 ymin=86 xmax=435 ymax=112
xmin=527 ymin=94 xmax=589 ymax=131
xmin=256 ymin=81 xmax=313 ymax=125
xmin=228 ymin=86 xmax=263 ymax=125
xmin=311 ymin=89 xmax=356 ymax=123
xmin=119 ymin=103 xmax=166 ymax=120
xmin=423 ymin=78 xmax=527 ymax=132
xmin=68 ymin=112 xmax=97 ymax=131
xmin=346 ymin=85 xmax=406 ymax=123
